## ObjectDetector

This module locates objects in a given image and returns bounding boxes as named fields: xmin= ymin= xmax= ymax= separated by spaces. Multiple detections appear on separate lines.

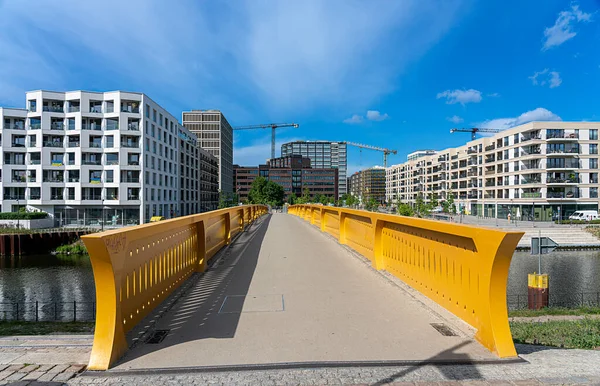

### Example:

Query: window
xmin=591 ymin=144 xmax=598 ymax=155
xmin=153 ymin=109 xmax=157 ymax=122
xmin=503 ymin=137 xmax=509 ymax=146
xmin=51 ymin=187 xmax=63 ymax=200
xmin=106 ymin=135 xmax=114 ymax=148
xmin=591 ymin=187 xmax=598 ymax=198
xmin=105 ymin=170 xmax=114 ymax=183
xmin=514 ymin=134 xmax=519 ymax=144
xmin=590 ymin=129 xmax=599 ymax=140
xmin=591 ymin=159 xmax=599 ymax=169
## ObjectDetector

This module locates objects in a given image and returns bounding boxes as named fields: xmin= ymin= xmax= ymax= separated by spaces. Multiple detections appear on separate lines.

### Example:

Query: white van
xmin=568 ymin=210 xmax=600 ymax=221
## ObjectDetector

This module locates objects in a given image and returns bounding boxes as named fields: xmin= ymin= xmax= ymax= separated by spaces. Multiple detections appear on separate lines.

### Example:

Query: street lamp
xmin=16 ymin=197 xmax=20 ymax=229
xmin=101 ymin=197 xmax=105 ymax=232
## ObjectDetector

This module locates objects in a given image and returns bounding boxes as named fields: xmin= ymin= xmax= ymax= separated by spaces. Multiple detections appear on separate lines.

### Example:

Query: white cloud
xmin=529 ymin=69 xmax=562 ymax=88
xmin=366 ymin=110 xmax=389 ymax=121
xmin=446 ymin=115 xmax=464 ymax=124
xmin=487 ymin=92 xmax=500 ymax=97
xmin=0 ymin=0 xmax=468 ymax=114
xmin=343 ymin=110 xmax=389 ymax=124
xmin=478 ymin=108 xmax=562 ymax=131
xmin=343 ymin=114 xmax=364 ymax=124
xmin=542 ymin=4 xmax=592 ymax=51
xmin=436 ymin=89 xmax=482 ymax=105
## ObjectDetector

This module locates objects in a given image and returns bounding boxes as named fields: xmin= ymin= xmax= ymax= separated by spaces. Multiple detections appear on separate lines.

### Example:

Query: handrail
xmin=81 ymin=205 xmax=268 ymax=370
xmin=288 ymin=204 xmax=523 ymax=359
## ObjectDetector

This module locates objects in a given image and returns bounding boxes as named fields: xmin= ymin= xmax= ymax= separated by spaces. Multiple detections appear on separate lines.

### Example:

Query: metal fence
xmin=507 ymin=292 xmax=600 ymax=310
xmin=0 ymin=301 xmax=96 ymax=322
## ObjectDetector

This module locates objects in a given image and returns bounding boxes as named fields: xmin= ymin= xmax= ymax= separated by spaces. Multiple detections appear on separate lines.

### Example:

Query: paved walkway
xmin=107 ymin=213 xmax=493 ymax=371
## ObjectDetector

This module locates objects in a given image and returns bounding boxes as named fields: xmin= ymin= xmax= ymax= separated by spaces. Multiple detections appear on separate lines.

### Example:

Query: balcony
xmin=485 ymin=144 xmax=495 ymax=151
xmin=547 ymin=190 xmax=579 ymax=199
xmin=546 ymin=176 xmax=578 ymax=184
xmin=127 ymin=160 xmax=140 ymax=166
xmin=547 ymin=132 xmax=579 ymax=140
xmin=29 ymin=159 xmax=41 ymax=165
xmin=43 ymin=141 xmax=63 ymax=148
xmin=9 ymin=124 xmax=25 ymax=130
xmin=29 ymin=123 xmax=41 ymax=130
xmin=89 ymin=142 xmax=102 ymax=148
xmin=123 ymin=177 xmax=139 ymax=183
xmin=11 ymin=176 xmax=26 ymax=183
xmin=50 ymin=161 xmax=64 ymax=167
xmin=546 ymin=148 xmax=580 ymax=156
xmin=547 ymin=160 xmax=580 ymax=170
xmin=43 ymin=106 xmax=64 ymax=113
xmin=50 ymin=122 xmax=65 ymax=130
xmin=521 ymin=134 xmax=541 ymax=142
xmin=106 ymin=160 xmax=119 ymax=166
xmin=82 ymin=195 xmax=102 ymax=200
xmin=467 ymin=194 xmax=478 ymax=199
xmin=467 ymin=149 xmax=477 ymax=154
xmin=522 ymin=192 xmax=542 ymax=199
xmin=66 ymin=160 xmax=76 ymax=165
xmin=68 ymin=177 xmax=80 ymax=183
xmin=521 ymin=178 xmax=542 ymax=184
xmin=4 ymin=195 xmax=25 ymax=200
xmin=67 ymin=194 xmax=76 ymax=200
xmin=127 ymin=122 xmax=140 ymax=131
xmin=44 ymin=178 xmax=64 ymax=183
xmin=122 ymin=142 xmax=139 ymax=148
xmin=82 ymin=123 xmax=102 ymax=131
xmin=29 ymin=194 xmax=41 ymax=200
xmin=89 ymin=106 xmax=103 ymax=114
xmin=68 ymin=141 xmax=80 ymax=148
xmin=121 ymin=103 xmax=140 ymax=114
xmin=68 ymin=106 xmax=80 ymax=113
xmin=82 ymin=160 xmax=102 ymax=166
xmin=51 ymin=194 xmax=64 ymax=200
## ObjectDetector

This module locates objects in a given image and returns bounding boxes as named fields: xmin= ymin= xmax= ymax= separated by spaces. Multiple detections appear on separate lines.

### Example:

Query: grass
xmin=0 ymin=321 xmax=94 ymax=336
xmin=510 ymin=318 xmax=600 ymax=349
xmin=509 ymin=306 xmax=600 ymax=317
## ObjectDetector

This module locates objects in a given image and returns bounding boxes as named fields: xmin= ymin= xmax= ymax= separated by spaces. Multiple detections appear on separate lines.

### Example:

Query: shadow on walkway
xmin=115 ymin=214 xmax=272 ymax=367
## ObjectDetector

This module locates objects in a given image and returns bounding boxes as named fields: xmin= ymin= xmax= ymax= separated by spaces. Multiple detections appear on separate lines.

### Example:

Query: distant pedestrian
xmin=507 ymin=213 xmax=511 ymax=222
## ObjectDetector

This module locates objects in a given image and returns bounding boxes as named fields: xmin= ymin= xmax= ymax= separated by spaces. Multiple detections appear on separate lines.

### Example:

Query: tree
xmin=297 ymin=188 xmax=311 ymax=204
xmin=287 ymin=193 xmax=297 ymax=205
xmin=345 ymin=194 xmax=358 ymax=208
xmin=397 ymin=203 xmax=414 ymax=217
xmin=247 ymin=177 xmax=285 ymax=207
xmin=218 ymin=190 xmax=236 ymax=209
xmin=415 ymin=193 xmax=430 ymax=217
xmin=364 ymin=197 xmax=379 ymax=212
xmin=428 ymin=193 xmax=439 ymax=209
xmin=447 ymin=190 xmax=457 ymax=214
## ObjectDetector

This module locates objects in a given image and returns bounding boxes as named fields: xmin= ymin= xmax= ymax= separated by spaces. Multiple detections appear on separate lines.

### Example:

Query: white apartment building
xmin=386 ymin=122 xmax=600 ymax=221
xmin=182 ymin=110 xmax=233 ymax=194
xmin=0 ymin=90 xmax=213 ymax=227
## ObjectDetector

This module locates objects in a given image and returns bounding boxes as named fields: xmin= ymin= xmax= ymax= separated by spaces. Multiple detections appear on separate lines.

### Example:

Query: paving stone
xmin=5 ymin=364 xmax=25 ymax=372
xmin=4 ymin=370 xmax=27 ymax=381
xmin=0 ymin=370 xmax=15 ymax=381
xmin=37 ymin=372 xmax=61 ymax=382
xmin=66 ymin=364 xmax=86 ymax=373
xmin=36 ymin=364 xmax=56 ymax=372
xmin=21 ymin=371 xmax=47 ymax=380
xmin=52 ymin=371 xmax=77 ymax=382
xmin=46 ymin=364 xmax=70 ymax=373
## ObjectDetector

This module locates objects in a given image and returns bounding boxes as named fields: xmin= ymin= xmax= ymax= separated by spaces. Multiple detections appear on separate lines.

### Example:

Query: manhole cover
xmin=146 ymin=329 xmax=170 ymax=344
xmin=430 ymin=323 xmax=457 ymax=336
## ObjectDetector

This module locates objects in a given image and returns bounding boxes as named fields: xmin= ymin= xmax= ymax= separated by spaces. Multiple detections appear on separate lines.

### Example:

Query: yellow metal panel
xmin=288 ymin=204 xmax=523 ymax=358
xmin=82 ymin=205 xmax=267 ymax=370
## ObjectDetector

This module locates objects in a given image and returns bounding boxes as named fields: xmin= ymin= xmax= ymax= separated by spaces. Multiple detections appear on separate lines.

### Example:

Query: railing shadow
xmin=115 ymin=214 xmax=272 ymax=366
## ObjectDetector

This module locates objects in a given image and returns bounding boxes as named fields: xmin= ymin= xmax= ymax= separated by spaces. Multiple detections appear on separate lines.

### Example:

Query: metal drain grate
xmin=146 ymin=329 xmax=170 ymax=344
xmin=430 ymin=323 xmax=457 ymax=336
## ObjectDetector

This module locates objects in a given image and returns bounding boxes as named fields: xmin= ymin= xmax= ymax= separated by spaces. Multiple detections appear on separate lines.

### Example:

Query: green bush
xmin=0 ymin=212 xmax=48 ymax=220
xmin=510 ymin=318 xmax=600 ymax=349
xmin=557 ymin=219 xmax=600 ymax=224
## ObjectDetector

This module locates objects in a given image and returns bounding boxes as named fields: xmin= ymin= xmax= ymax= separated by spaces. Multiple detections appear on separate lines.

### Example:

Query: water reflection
xmin=1 ymin=251 xmax=599 ymax=310
xmin=0 ymin=254 xmax=95 ymax=304
xmin=508 ymin=250 xmax=600 ymax=307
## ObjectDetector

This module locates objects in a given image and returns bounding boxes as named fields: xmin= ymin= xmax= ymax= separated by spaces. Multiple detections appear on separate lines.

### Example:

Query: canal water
xmin=0 ymin=251 xmax=599 ymax=317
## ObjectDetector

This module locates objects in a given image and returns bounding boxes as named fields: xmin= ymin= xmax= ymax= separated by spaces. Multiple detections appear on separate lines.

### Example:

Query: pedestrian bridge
xmin=82 ymin=205 xmax=523 ymax=371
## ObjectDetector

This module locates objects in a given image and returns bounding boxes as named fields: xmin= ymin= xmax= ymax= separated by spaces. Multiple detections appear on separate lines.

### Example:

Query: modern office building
xmin=0 ymin=90 xmax=215 ymax=227
xmin=386 ymin=121 xmax=600 ymax=220
xmin=348 ymin=167 xmax=386 ymax=204
xmin=234 ymin=155 xmax=338 ymax=202
xmin=281 ymin=141 xmax=347 ymax=197
xmin=407 ymin=150 xmax=437 ymax=162
xmin=182 ymin=110 xmax=234 ymax=194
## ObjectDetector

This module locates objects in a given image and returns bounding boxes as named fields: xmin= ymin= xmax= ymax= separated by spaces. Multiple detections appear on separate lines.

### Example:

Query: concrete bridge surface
xmin=110 ymin=213 xmax=496 ymax=371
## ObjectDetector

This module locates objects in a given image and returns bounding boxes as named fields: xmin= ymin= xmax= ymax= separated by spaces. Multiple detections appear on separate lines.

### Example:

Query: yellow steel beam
xmin=288 ymin=204 xmax=523 ymax=358
xmin=82 ymin=205 xmax=268 ymax=370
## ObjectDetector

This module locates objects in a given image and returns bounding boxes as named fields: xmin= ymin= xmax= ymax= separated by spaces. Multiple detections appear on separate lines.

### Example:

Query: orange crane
xmin=343 ymin=141 xmax=397 ymax=167
xmin=450 ymin=127 xmax=501 ymax=140
xmin=234 ymin=123 xmax=299 ymax=159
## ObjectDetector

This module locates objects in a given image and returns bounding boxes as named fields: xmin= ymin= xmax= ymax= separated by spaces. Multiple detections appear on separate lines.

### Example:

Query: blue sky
xmin=0 ymin=0 xmax=599 ymax=174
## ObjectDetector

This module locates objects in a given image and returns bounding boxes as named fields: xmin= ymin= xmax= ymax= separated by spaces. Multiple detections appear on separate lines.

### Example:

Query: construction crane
xmin=343 ymin=141 xmax=397 ymax=168
xmin=233 ymin=123 xmax=299 ymax=159
xmin=450 ymin=127 xmax=502 ymax=140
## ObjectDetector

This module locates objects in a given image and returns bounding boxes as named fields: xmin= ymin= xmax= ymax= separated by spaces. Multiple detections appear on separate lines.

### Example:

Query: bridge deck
xmin=113 ymin=213 xmax=494 ymax=370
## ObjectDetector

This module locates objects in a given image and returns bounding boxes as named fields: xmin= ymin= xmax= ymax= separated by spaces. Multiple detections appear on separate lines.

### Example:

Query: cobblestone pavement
xmin=65 ymin=344 xmax=600 ymax=385
xmin=0 ymin=363 xmax=86 ymax=384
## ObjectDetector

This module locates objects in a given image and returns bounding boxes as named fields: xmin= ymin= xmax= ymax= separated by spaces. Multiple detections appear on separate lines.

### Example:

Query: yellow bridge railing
xmin=289 ymin=204 xmax=523 ymax=358
xmin=81 ymin=205 xmax=268 ymax=370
